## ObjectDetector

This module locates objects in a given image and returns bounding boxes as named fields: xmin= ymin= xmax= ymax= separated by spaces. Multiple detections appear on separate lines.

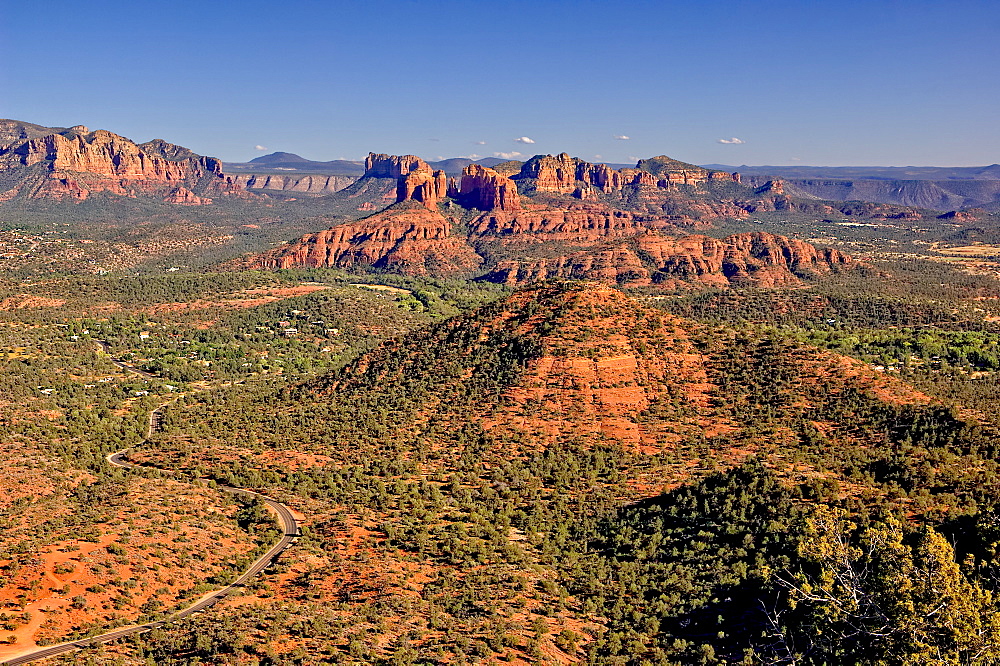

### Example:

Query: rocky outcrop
xmin=398 ymin=169 xmax=449 ymax=209
xmin=364 ymin=151 xmax=749 ymax=218
xmin=517 ymin=153 xmax=591 ymax=194
xmin=512 ymin=153 xmax=741 ymax=198
xmin=232 ymin=173 xmax=356 ymax=196
xmin=360 ymin=152 xmax=450 ymax=210
xmin=755 ymin=179 xmax=784 ymax=195
xmin=938 ymin=208 xmax=985 ymax=221
xmin=454 ymin=164 xmax=521 ymax=211
xmin=486 ymin=231 xmax=854 ymax=287
xmin=251 ymin=204 xmax=481 ymax=275
xmin=0 ymin=120 xmax=247 ymax=203
xmin=164 ymin=186 xmax=212 ymax=205
xmin=469 ymin=204 xmax=680 ymax=245
xmin=9 ymin=130 xmax=221 ymax=182
xmin=364 ymin=153 xmax=431 ymax=179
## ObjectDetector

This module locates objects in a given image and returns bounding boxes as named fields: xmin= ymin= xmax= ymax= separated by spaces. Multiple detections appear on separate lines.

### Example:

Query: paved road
xmin=1 ymin=362 xmax=300 ymax=665
xmin=93 ymin=340 xmax=159 ymax=380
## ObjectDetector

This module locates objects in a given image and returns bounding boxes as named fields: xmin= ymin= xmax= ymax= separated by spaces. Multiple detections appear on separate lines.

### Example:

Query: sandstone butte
xmin=0 ymin=120 xmax=247 ymax=203
xmin=248 ymin=151 xmax=855 ymax=287
xmin=255 ymin=204 xmax=482 ymax=276
xmin=321 ymin=281 xmax=925 ymax=459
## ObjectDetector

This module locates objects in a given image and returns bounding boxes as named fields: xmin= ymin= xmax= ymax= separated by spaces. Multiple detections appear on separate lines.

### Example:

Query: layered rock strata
xmin=232 ymin=174 xmax=355 ymax=196
xmin=0 ymin=120 xmax=246 ymax=203
xmin=486 ymin=232 xmax=853 ymax=287
xmin=254 ymin=205 xmax=481 ymax=275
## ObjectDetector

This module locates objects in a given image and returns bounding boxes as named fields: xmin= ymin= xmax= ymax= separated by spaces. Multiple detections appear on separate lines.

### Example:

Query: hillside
xmin=0 ymin=119 xmax=248 ymax=205
xmin=106 ymin=280 xmax=1000 ymax=664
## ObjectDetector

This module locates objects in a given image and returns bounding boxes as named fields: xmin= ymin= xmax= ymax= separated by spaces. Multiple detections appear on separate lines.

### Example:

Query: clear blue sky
xmin=2 ymin=0 xmax=998 ymax=166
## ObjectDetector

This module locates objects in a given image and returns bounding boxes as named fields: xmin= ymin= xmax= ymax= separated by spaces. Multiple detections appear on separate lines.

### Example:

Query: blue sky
xmin=2 ymin=0 xmax=998 ymax=166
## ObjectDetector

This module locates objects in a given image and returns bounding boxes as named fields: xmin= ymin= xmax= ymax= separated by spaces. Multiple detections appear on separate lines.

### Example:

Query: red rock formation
xmin=252 ymin=205 xmax=481 ymax=276
xmin=11 ymin=130 xmax=221 ymax=182
xmin=36 ymin=176 xmax=90 ymax=201
xmin=364 ymin=152 xmax=431 ymax=179
xmin=361 ymin=153 xmax=452 ymax=210
xmin=164 ymin=186 xmax=212 ymax=205
xmin=398 ymin=169 xmax=448 ymax=209
xmin=486 ymin=231 xmax=853 ymax=287
xmin=457 ymin=164 xmax=521 ymax=211
xmin=517 ymin=153 xmax=580 ymax=193
xmin=0 ymin=122 xmax=247 ymax=202
xmin=510 ymin=153 xmax=740 ymax=202
xmin=469 ymin=204 xmax=679 ymax=245
xmin=938 ymin=208 xmax=985 ymax=222
xmin=517 ymin=153 xmax=631 ymax=194
xmin=758 ymin=180 xmax=784 ymax=195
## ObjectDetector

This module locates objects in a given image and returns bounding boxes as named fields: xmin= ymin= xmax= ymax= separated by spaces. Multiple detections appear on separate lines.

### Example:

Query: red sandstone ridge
xmin=468 ymin=203 xmax=683 ymax=246
xmin=0 ymin=119 xmax=247 ymax=202
xmin=251 ymin=204 xmax=481 ymax=276
xmin=370 ymin=151 xmax=746 ymax=217
xmin=514 ymin=153 xmax=740 ymax=198
xmin=485 ymin=231 xmax=854 ymax=288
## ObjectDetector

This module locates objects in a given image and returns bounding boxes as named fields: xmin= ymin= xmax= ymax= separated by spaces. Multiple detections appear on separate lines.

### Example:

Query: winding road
xmin=1 ymin=348 xmax=301 ymax=665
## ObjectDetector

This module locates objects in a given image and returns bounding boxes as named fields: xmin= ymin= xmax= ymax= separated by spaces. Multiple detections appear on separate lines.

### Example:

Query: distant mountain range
xmin=2 ymin=115 xmax=996 ymax=216
xmin=702 ymin=164 xmax=1000 ymax=211
xmin=238 ymin=154 xmax=1000 ymax=182
xmin=703 ymin=164 xmax=1000 ymax=180
xmin=229 ymin=153 xmax=1000 ymax=210
xmin=226 ymin=152 xmax=515 ymax=177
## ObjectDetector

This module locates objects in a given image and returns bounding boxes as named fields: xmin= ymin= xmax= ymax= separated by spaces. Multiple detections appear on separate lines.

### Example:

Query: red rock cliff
xmin=456 ymin=164 xmax=521 ymax=211
xmin=398 ymin=169 xmax=449 ymax=209
xmin=364 ymin=152 xmax=432 ymax=179
xmin=251 ymin=205 xmax=481 ymax=276
xmin=0 ymin=122 xmax=246 ymax=202
xmin=486 ymin=231 xmax=854 ymax=287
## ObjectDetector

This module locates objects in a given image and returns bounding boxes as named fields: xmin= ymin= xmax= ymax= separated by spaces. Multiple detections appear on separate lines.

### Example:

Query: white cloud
xmin=254 ymin=145 xmax=267 ymax=151
xmin=594 ymin=154 xmax=603 ymax=160
xmin=790 ymin=157 xmax=802 ymax=162
xmin=494 ymin=151 xmax=523 ymax=159
xmin=614 ymin=135 xmax=630 ymax=140
xmin=717 ymin=137 xmax=745 ymax=144
xmin=475 ymin=140 xmax=487 ymax=145
xmin=466 ymin=153 xmax=481 ymax=159
xmin=513 ymin=136 xmax=535 ymax=144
